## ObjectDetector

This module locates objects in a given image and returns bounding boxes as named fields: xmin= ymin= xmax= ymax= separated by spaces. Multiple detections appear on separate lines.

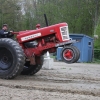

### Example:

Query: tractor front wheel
xmin=61 ymin=45 xmax=80 ymax=63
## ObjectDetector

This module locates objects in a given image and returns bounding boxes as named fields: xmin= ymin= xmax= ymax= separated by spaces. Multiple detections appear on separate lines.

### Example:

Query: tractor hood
xmin=17 ymin=22 xmax=70 ymax=43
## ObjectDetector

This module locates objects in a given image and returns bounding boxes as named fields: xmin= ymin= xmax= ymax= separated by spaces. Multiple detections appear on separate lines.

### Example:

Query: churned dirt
xmin=0 ymin=62 xmax=100 ymax=100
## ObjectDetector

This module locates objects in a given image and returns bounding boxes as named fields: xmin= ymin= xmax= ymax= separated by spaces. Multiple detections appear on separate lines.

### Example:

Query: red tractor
xmin=0 ymin=22 xmax=80 ymax=79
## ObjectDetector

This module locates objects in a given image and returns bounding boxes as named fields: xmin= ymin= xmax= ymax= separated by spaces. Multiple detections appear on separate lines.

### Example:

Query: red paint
xmin=64 ymin=50 xmax=73 ymax=60
xmin=16 ymin=23 xmax=68 ymax=43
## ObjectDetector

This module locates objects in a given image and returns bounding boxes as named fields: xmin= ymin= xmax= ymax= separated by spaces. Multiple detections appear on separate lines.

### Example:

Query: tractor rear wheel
xmin=0 ymin=38 xmax=25 ymax=79
xmin=61 ymin=45 xmax=80 ymax=63
xmin=21 ymin=56 xmax=44 ymax=75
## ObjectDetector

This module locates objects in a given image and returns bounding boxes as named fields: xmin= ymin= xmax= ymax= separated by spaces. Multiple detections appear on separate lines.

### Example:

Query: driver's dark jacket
xmin=0 ymin=29 xmax=13 ymax=38
xmin=0 ymin=29 xmax=8 ymax=38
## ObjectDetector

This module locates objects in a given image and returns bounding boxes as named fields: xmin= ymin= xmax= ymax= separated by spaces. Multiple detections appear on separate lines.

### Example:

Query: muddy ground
xmin=0 ymin=62 xmax=100 ymax=100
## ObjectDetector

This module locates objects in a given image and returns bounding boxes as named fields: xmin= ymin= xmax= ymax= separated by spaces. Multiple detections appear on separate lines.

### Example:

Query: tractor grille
xmin=60 ymin=26 xmax=69 ymax=41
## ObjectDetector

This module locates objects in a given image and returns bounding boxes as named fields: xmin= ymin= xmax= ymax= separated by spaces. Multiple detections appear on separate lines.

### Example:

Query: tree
xmin=0 ymin=0 xmax=22 ymax=31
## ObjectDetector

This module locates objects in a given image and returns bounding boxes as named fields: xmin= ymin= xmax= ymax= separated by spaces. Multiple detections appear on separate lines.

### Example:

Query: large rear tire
xmin=21 ymin=56 xmax=44 ymax=75
xmin=61 ymin=45 xmax=80 ymax=63
xmin=0 ymin=38 xmax=25 ymax=79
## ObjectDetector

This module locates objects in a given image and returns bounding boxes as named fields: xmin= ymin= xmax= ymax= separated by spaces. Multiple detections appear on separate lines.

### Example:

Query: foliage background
xmin=0 ymin=0 xmax=100 ymax=48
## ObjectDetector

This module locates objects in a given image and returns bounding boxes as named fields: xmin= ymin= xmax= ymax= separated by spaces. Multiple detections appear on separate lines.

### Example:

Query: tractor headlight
xmin=60 ymin=26 xmax=70 ymax=41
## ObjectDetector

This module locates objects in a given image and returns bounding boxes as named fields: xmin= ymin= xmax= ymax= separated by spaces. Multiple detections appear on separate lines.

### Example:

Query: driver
xmin=0 ymin=24 xmax=13 ymax=38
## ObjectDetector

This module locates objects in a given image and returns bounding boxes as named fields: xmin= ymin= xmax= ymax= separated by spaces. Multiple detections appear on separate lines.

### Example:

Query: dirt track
xmin=0 ymin=62 xmax=100 ymax=100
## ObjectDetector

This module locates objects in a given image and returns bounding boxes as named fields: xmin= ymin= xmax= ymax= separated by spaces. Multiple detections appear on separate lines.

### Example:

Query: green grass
xmin=92 ymin=58 xmax=100 ymax=64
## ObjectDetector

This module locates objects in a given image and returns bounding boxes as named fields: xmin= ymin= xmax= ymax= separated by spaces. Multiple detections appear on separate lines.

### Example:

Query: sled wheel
xmin=0 ymin=38 xmax=25 ymax=79
xmin=61 ymin=45 xmax=80 ymax=63
xmin=21 ymin=56 xmax=44 ymax=75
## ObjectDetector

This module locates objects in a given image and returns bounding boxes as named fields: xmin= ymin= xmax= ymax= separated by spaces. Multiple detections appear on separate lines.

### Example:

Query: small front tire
xmin=61 ymin=45 xmax=80 ymax=63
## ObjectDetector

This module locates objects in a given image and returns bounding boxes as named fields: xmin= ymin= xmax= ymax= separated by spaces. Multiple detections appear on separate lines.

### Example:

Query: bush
xmin=94 ymin=49 xmax=100 ymax=59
